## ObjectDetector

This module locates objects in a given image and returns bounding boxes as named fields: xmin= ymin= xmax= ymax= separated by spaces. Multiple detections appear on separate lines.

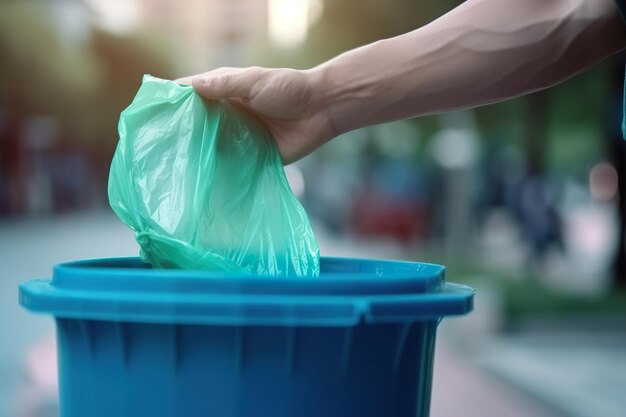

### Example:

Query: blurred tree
xmin=302 ymin=0 xmax=460 ymax=66
xmin=0 ymin=1 xmax=100 ymax=134
xmin=0 ymin=1 xmax=175 ymax=149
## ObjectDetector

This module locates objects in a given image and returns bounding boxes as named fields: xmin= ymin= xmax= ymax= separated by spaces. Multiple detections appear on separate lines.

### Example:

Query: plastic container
xmin=19 ymin=257 xmax=474 ymax=417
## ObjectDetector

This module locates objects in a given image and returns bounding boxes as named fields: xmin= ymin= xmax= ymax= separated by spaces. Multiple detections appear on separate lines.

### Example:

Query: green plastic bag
xmin=108 ymin=75 xmax=320 ymax=277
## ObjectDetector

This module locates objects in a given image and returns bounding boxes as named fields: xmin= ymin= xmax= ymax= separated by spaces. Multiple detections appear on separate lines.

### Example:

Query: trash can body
xmin=20 ymin=257 xmax=474 ymax=417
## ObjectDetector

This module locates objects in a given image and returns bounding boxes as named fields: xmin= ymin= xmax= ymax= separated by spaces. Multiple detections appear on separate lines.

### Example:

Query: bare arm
xmin=181 ymin=0 xmax=626 ymax=163
xmin=315 ymin=0 xmax=626 ymax=135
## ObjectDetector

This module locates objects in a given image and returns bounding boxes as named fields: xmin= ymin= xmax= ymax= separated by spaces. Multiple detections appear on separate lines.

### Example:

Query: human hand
xmin=177 ymin=67 xmax=335 ymax=164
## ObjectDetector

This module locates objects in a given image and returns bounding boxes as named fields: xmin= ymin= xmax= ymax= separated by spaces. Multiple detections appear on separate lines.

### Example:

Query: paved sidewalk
xmin=473 ymin=331 xmax=626 ymax=417
xmin=431 ymin=340 xmax=564 ymax=417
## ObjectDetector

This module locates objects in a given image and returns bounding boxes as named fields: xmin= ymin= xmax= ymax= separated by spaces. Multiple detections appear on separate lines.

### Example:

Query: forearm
xmin=311 ymin=0 xmax=626 ymax=136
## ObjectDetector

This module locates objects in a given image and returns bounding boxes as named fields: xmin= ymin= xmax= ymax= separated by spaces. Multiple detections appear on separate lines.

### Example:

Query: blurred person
xmin=517 ymin=170 xmax=565 ymax=275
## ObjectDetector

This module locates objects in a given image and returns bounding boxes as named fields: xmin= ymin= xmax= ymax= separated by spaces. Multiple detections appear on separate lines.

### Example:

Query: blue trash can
xmin=20 ymin=257 xmax=473 ymax=417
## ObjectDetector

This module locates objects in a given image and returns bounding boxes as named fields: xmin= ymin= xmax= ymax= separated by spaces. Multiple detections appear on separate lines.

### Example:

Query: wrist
xmin=299 ymin=64 xmax=343 ymax=146
xmin=305 ymin=39 xmax=394 ymax=137
xmin=302 ymin=65 xmax=338 ymax=137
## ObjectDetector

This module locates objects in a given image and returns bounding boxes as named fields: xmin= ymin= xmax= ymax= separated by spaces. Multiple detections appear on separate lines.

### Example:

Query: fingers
xmin=176 ymin=67 xmax=266 ymax=100
xmin=192 ymin=69 xmax=261 ymax=100
xmin=174 ymin=67 xmax=236 ymax=85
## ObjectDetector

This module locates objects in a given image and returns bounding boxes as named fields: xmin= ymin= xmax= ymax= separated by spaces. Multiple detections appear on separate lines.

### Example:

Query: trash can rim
xmin=19 ymin=257 xmax=474 ymax=326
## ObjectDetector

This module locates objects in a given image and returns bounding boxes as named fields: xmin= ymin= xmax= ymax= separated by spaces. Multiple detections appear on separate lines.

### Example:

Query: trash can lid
xmin=20 ymin=257 xmax=473 ymax=326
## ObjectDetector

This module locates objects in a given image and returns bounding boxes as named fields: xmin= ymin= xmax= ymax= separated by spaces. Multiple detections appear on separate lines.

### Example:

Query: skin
xmin=177 ymin=0 xmax=626 ymax=165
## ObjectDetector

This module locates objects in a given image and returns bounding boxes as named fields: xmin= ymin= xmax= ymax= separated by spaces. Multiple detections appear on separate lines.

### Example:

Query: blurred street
xmin=2 ymin=211 xmax=624 ymax=417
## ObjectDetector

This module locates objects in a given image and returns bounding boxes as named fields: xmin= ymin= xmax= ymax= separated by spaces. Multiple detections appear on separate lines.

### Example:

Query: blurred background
xmin=1 ymin=0 xmax=625 ymax=416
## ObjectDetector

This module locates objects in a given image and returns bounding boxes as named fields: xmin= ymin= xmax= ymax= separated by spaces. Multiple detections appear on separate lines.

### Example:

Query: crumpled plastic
xmin=108 ymin=75 xmax=320 ymax=277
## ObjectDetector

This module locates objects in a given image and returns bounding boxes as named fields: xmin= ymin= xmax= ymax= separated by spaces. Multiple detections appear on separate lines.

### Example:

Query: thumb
xmin=191 ymin=68 xmax=264 ymax=100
